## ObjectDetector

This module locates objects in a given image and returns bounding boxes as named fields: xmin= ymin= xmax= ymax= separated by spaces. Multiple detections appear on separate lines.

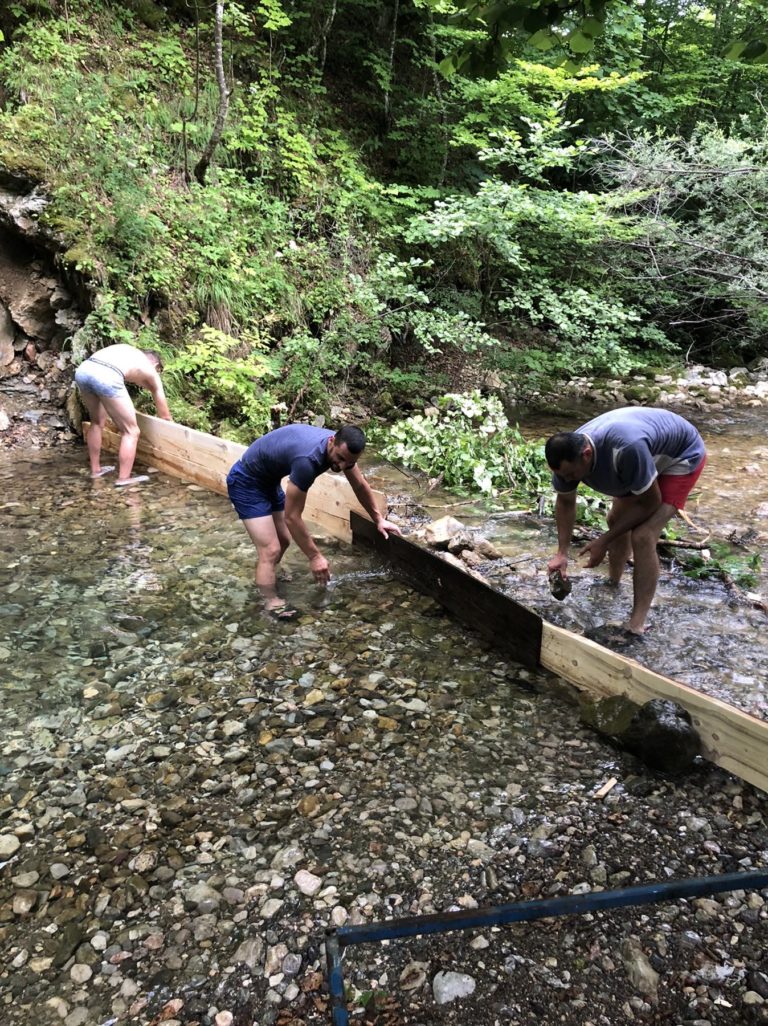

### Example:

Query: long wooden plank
xmin=540 ymin=623 xmax=768 ymax=793
xmin=351 ymin=511 xmax=542 ymax=669
xmin=85 ymin=413 xmax=386 ymax=541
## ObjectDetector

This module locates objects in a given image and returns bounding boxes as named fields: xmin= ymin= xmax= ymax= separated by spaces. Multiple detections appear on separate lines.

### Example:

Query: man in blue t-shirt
xmin=545 ymin=408 xmax=707 ymax=637
xmin=227 ymin=424 xmax=401 ymax=618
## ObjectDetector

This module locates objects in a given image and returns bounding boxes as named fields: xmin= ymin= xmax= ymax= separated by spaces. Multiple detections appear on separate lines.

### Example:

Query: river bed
xmin=1 ymin=437 xmax=767 ymax=1026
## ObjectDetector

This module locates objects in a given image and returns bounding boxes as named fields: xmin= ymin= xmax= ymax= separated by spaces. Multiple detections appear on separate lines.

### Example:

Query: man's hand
xmin=160 ymin=413 xmax=173 ymax=421
xmin=309 ymin=553 xmax=331 ymax=586
xmin=547 ymin=553 xmax=568 ymax=576
xmin=376 ymin=518 xmax=402 ymax=540
xmin=578 ymin=535 xmax=610 ymax=568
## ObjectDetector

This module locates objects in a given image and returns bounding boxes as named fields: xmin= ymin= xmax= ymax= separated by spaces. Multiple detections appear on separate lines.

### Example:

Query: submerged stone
xmin=581 ymin=696 xmax=701 ymax=774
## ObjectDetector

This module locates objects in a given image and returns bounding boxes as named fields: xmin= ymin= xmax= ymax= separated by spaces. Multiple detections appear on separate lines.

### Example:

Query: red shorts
xmin=658 ymin=455 xmax=707 ymax=510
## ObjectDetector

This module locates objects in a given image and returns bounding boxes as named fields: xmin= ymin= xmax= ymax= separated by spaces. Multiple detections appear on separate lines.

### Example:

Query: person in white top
xmin=74 ymin=343 xmax=172 ymax=486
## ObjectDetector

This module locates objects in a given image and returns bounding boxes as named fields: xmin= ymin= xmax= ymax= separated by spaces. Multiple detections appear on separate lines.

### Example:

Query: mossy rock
xmin=0 ymin=149 xmax=47 ymax=186
xmin=622 ymin=384 xmax=659 ymax=402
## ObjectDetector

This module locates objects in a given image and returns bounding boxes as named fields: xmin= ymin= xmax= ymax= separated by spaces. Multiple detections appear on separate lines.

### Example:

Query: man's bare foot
xmin=91 ymin=466 xmax=115 ymax=479
xmin=115 ymin=475 xmax=150 ymax=487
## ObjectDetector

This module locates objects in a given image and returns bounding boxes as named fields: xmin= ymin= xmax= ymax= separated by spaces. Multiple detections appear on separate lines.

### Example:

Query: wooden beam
xmin=351 ymin=512 xmax=543 ymax=669
xmin=84 ymin=413 xmax=387 ymax=542
xmin=540 ymin=623 xmax=768 ymax=794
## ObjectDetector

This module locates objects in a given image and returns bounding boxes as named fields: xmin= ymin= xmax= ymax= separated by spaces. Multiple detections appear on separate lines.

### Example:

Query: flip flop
xmin=115 ymin=475 xmax=150 ymax=487
xmin=91 ymin=466 xmax=115 ymax=478
xmin=267 ymin=605 xmax=301 ymax=621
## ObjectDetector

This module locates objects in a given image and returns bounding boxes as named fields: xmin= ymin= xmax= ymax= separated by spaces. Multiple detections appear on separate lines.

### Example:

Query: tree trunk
xmin=383 ymin=0 xmax=399 ymax=128
xmin=194 ymin=1 xmax=231 ymax=186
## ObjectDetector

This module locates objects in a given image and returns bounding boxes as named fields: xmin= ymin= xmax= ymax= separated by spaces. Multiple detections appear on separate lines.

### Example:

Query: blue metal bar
xmin=325 ymin=870 xmax=768 ymax=1025
xmin=326 ymin=929 xmax=347 ymax=1026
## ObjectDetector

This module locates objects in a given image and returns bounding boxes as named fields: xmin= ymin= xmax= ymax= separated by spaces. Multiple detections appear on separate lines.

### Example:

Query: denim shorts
xmin=226 ymin=459 xmax=285 ymax=520
xmin=75 ymin=359 xmax=129 ymax=401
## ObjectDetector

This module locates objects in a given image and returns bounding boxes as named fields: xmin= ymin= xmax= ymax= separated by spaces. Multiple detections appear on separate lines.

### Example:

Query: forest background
xmin=1 ymin=0 xmax=767 ymax=465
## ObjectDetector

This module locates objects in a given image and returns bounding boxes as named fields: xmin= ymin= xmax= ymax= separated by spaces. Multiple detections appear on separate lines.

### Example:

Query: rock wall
xmin=0 ymin=173 xmax=88 ymax=449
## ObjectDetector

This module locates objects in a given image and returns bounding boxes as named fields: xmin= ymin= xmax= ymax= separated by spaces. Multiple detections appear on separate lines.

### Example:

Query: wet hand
xmin=377 ymin=518 xmax=402 ymax=539
xmin=578 ymin=537 xmax=609 ymax=568
xmin=309 ymin=554 xmax=331 ymax=586
xmin=547 ymin=554 xmax=568 ymax=576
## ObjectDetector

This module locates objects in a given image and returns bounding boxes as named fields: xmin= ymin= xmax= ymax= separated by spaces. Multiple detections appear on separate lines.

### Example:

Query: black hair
xmin=144 ymin=349 xmax=164 ymax=373
xmin=334 ymin=425 xmax=366 ymax=454
xmin=545 ymin=432 xmax=588 ymax=469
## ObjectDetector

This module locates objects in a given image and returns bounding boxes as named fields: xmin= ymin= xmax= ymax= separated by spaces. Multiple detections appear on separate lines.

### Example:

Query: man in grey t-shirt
xmin=545 ymin=408 xmax=707 ymax=637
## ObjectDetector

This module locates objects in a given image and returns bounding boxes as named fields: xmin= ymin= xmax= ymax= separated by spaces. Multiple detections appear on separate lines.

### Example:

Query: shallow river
xmin=1 ymin=424 xmax=767 ymax=1026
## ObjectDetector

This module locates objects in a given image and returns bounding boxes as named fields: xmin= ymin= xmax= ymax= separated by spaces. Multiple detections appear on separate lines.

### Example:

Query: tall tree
xmin=194 ymin=1 xmax=231 ymax=185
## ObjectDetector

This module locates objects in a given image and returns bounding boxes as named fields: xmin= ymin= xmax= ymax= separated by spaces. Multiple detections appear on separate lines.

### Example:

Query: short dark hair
xmin=334 ymin=425 xmax=366 ymax=454
xmin=144 ymin=349 xmax=164 ymax=372
xmin=545 ymin=432 xmax=588 ymax=469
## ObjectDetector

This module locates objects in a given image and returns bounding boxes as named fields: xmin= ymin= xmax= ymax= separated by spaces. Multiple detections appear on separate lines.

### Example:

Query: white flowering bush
xmin=379 ymin=390 xmax=548 ymax=500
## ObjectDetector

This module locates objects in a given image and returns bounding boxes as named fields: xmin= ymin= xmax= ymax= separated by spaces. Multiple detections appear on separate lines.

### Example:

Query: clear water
xmin=1 ymin=406 xmax=766 ymax=736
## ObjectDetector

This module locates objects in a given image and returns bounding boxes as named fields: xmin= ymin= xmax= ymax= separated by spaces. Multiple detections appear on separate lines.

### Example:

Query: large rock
xmin=425 ymin=516 xmax=466 ymax=550
xmin=0 ymin=303 xmax=14 ymax=362
xmin=581 ymin=696 xmax=701 ymax=774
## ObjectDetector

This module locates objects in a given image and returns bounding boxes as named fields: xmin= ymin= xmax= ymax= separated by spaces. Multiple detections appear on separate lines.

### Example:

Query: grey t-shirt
xmin=552 ymin=408 xmax=706 ymax=498
xmin=240 ymin=425 xmax=333 ymax=492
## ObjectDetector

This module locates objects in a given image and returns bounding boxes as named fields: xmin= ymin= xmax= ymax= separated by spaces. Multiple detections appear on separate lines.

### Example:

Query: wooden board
xmin=85 ymin=413 xmax=387 ymax=541
xmin=351 ymin=511 xmax=543 ymax=669
xmin=540 ymin=622 xmax=768 ymax=794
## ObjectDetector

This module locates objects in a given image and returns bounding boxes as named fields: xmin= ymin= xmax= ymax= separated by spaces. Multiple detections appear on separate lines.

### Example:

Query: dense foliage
xmin=0 ymin=0 xmax=767 ymax=444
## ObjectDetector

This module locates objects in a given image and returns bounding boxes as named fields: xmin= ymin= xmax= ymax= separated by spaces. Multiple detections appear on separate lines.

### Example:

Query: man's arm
xmin=548 ymin=491 xmax=578 ymax=575
xmin=283 ymin=482 xmax=330 ymax=584
xmin=579 ymin=480 xmax=662 ymax=568
xmin=133 ymin=368 xmax=173 ymax=421
xmin=343 ymin=464 xmax=402 ymax=538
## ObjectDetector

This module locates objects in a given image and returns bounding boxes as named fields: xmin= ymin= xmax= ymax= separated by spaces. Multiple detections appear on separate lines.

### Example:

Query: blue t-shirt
xmin=240 ymin=425 xmax=333 ymax=492
xmin=552 ymin=408 xmax=706 ymax=498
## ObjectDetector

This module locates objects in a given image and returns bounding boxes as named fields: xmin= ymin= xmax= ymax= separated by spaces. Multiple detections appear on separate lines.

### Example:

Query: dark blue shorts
xmin=226 ymin=460 xmax=285 ymax=520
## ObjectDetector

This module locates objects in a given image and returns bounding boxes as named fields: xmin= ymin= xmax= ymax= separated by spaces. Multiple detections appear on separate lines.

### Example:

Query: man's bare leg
xmin=626 ymin=502 xmax=676 ymax=633
xmin=99 ymin=394 xmax=144 ymax=484
xmin=243 ymin=513 xmax=291 ymax=610
xmin=606 ymin=497 xmax=632 ymax=586
xmin=79 ymin=392 xmax=115 ymax=477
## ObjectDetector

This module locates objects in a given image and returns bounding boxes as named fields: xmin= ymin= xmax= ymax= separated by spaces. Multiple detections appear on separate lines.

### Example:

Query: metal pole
xmin=326 ymin=929 xmax=348 ymax=1026
xmin=324 ymin=870 xmax=768 ymax=1021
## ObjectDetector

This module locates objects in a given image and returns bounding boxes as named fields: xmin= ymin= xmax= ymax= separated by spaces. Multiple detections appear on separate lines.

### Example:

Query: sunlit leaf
xmin=723 ymin=41 xmax=747 ymax=60
xmin=528 ymin=28 xmax=557 ymax=51
xmin=438 ymin=55 xmax=457 ymax=77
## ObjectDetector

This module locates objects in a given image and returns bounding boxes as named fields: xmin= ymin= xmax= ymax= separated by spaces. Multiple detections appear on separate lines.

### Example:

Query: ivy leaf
xmin=528 ymin=28 xmax=558 ymax=51
xmin=580 ymin=16 xmax=605 ymax=38
xmin=568 ymin=30 xmax=595 ymax=54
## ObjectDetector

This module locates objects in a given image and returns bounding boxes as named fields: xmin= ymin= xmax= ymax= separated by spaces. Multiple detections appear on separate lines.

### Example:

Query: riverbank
xmin=506 ymin=361 xmax=768 ymax=412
